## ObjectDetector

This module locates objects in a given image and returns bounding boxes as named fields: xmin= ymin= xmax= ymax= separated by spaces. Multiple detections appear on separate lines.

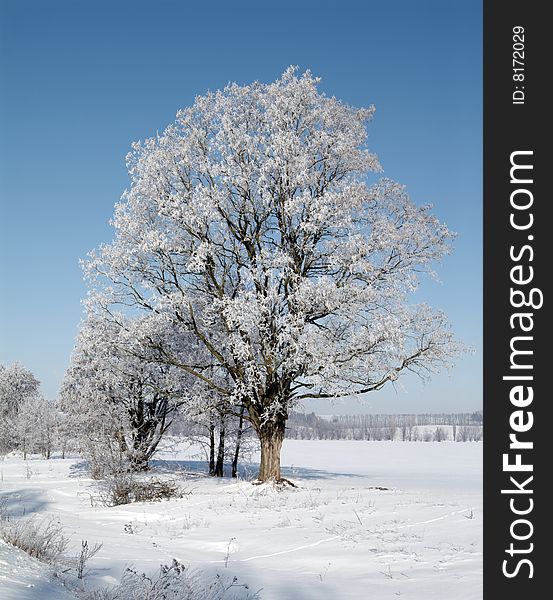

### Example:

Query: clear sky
xmin=0 ymin=0 xmax=482 ymax=413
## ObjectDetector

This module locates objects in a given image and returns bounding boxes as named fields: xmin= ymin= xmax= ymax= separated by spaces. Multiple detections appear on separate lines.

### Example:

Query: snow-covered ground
xmin=0 ymin=440 xmax=482 ymax=599
xmin=0 ymin=539 xmax=75 ymax=599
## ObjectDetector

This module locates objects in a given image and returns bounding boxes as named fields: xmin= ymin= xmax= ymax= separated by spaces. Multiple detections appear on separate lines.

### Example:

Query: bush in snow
xmin=80 ymin=559 xmax=261 ymax=600
xmin=0 ymin=512 xmax=68 ymax=563
xmin=99 ymin=474 xmax=184 ymax=507
xmin=75 ymin=539 xmax=104 ymax=580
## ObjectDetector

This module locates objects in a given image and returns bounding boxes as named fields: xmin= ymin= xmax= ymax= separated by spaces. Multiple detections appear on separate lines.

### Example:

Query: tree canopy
xmin=84 ymin=68 xmax=461 ymax=481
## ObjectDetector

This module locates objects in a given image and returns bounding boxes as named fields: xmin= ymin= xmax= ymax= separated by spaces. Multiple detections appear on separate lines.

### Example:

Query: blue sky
xmin=0 ymin=0 xmax=482 ymax=413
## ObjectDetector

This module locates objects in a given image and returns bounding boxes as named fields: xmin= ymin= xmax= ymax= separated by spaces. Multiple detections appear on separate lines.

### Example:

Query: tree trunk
xmin=208 ymin=419 xmax=215 ymax=476
xmin=129 ymin=451 xmax=150 ymax=471
xmin=231 ymin=404 xmax=245 ymax=478
xmin=215 ymin=421 xmax=225 ymax=477
xmin=257 ymin=418 xmax=286 ymax=482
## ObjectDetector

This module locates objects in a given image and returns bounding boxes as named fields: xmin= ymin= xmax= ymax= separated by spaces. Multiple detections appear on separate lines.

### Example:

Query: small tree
xmin=176 ymin=399 xmax=254 ymax=477
xmin=85 ymin=68 xmax=461 ymax=481
xmin=60 ymin=316 xmax=193 ymax=474
xmin=0 ymin=362 xmax=41 ymax=456
xmin=54 ymin=409 xmax=75 ymax=459
xmin=0 ymin=362 xmax=40 ymax=417
xmin=11 ymin=395 xmax=59 ymax=459
xmin=433 ymin=426 xmax=448 ymax=442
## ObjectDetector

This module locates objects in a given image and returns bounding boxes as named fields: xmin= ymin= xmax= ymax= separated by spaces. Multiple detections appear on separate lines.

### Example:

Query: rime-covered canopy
xmin=85 ymin=68 xmax=460 ymax=479
xmin=0 ymin=362 xmax=40 ymax=417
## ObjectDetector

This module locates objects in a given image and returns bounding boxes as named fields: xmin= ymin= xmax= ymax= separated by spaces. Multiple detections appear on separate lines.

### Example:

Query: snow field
xmin=0 ymin=440 xmax=482 ymax=599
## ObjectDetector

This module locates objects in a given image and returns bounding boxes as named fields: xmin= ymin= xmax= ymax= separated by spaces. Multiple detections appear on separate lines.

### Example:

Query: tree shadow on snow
xmin=280 ymin=464 xmax=363 ymax=481
xmin=0 ymin=488 xmax=51 ymax=518
xmin=68 ymin=460 xmax=93 ymax=478
xmin=150 ymin=458 xmax=211 ymax=477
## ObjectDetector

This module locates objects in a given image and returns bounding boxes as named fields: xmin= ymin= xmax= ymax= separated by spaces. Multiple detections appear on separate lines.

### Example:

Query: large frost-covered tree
xmin=86 ymin=68 xmax=460 ymax=481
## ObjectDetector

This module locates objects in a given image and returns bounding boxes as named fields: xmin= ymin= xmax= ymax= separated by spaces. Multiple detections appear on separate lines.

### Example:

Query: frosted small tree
xmin=12 ymin=395 xmax=59 ymax=459
xmin=86 ymin=68 xmax=461 ymax=482
xmin=60 ymin=315 xmax=195 ymax=474
xmin=0 ymin=362 xmax=41 ymax=455
xmin=0 ymin=362 xmax=40 ymax=418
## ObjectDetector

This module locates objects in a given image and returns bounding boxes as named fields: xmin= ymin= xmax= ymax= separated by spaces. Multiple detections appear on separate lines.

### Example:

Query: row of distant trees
xmin=285 ymin=411 xmax=483 ymax=442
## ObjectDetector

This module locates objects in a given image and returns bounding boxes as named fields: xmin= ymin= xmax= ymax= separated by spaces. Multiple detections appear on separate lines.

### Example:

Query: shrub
xmin=76 ymin=539 xmax=104 ymax=580
xmin=80 ymin=559 xmax=261 ymax=600
xmin=0 ymin=514 xmax=68 ymax=563
xmin=100 ymin=475 xmax=184 ymax=507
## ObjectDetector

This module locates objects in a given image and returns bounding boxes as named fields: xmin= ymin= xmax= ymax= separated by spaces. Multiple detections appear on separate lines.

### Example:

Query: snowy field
xmin=0 ymin=440 xmax=482 ymax=599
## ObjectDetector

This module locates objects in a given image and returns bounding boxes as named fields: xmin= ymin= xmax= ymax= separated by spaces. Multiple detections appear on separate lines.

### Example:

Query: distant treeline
xmin=285 ymin=411 xmax=483 ymax=442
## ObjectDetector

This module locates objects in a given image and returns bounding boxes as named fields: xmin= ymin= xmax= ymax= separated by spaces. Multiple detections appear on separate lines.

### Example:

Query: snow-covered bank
xmin=0 ymin=539 xmax=74 ymax=600
xmin=0 ymin=440 xmax=482 ymax=599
